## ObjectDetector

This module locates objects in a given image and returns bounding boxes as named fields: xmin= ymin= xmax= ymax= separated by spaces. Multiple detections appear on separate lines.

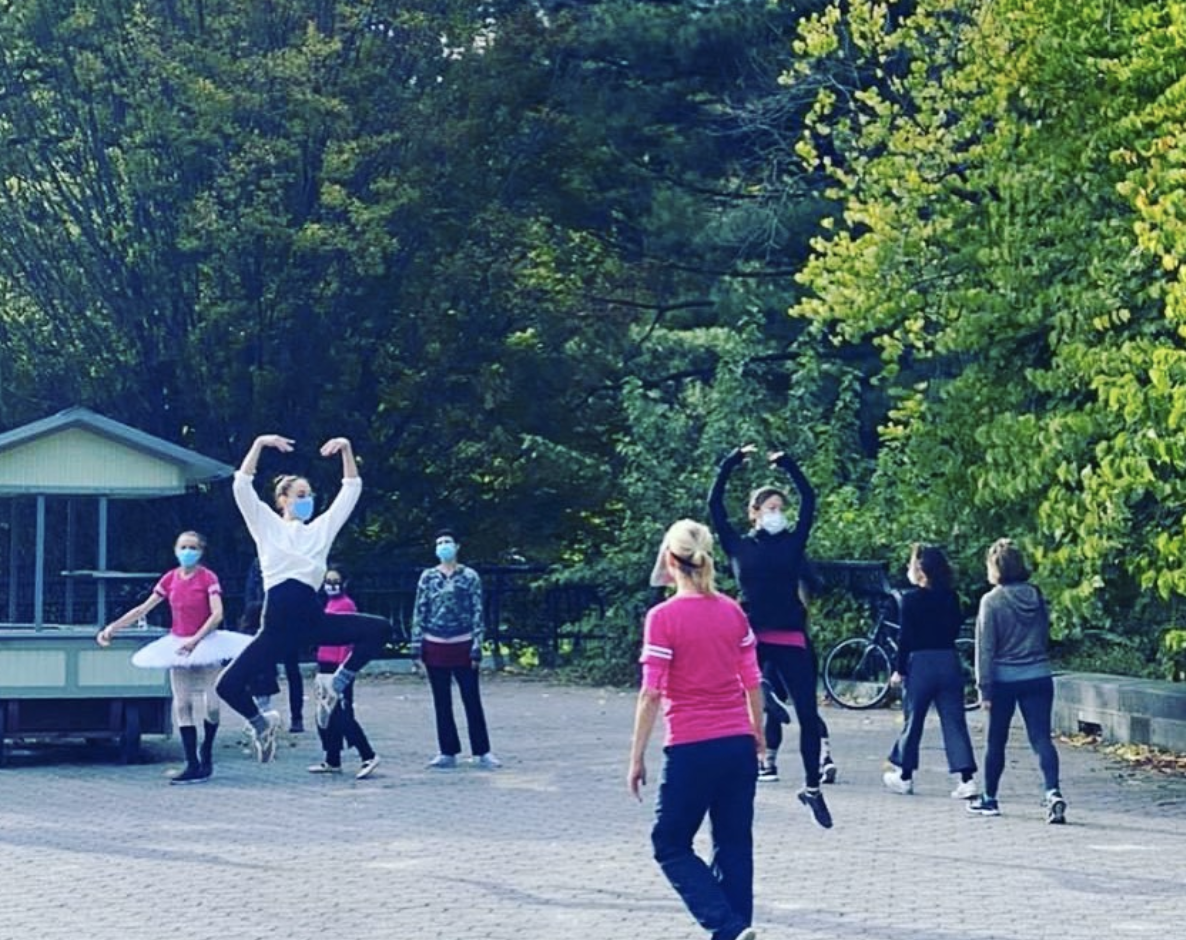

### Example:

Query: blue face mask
xmin=176 ymin=548 xmax=202 ymax=568
xmin=291 ymin=495 xmax=315 ymax=522
xmin=435 ymin=542 xmax=458 ymax=563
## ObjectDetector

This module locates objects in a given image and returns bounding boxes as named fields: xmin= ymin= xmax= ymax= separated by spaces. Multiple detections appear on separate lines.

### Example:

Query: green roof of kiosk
xmin=0 ymin=407 xmax=234 ymax=497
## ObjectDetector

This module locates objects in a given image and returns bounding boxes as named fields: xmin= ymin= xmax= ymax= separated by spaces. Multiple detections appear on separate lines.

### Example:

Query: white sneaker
xmin=314 ymin=674 xmax=340 ymax=730
xmin=356 ymin=756 xmax=381 ymax=779
xmin=307 ymin=761 xmax=342 ymax=774
xmin=883 ymin=769 xmax=914 ymax=794
xmin=252 ymin=711 xmax=281 ymax=763
xmin=427 ymin=753 xmax=457 ymax=769
xmin=473 ymin=753 xmax=502 ymax=770
xmin=951 ymin=778 xmax=979 ymax=800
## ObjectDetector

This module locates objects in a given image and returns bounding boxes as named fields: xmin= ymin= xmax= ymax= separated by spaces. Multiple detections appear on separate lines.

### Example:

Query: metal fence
xmin=0 ymin=564 xmax=607 ymax=668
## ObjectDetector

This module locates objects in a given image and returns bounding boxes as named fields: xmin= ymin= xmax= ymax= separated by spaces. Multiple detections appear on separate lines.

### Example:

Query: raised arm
xmin=707 ymin=446 xmax=747 ymax=554
xmin=320 ymin=436 xmax=358 ymax=479
xmin=771 ymin=452 xmax=816 ymax=539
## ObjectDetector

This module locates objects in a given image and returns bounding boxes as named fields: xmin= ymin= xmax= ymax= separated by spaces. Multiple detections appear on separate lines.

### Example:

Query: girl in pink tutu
xmin=97 ymin=531 xmax=248 ymax=784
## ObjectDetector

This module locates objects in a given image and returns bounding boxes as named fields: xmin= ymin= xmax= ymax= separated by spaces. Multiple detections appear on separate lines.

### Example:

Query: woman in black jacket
xmin=882 ymin=544 xmax=978 ymax=799
xmin=708 ymin=444 xmax=833 ymax=829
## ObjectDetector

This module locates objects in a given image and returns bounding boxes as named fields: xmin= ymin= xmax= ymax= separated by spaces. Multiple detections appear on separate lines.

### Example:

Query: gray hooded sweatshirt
xmin=975 ymin=582 xmax=1051 ymax=701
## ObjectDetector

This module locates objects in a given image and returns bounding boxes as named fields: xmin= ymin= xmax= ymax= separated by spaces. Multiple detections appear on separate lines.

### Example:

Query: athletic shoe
xmin=757 ymin=760 xmax=779 ymax=783
xmin=734 ymin=929 xmax=758 ymax=940
xmin=882 ymin=769 xmax=913 ymax=795
xmin=251 ymin=710 xmax=281 ymax=763
xmin=761 ymin=678 xmax=791 ymax=724
xmin=427 ymin=753 xmax=458 ymax=769
xmin=1044 ymin=789 xmax=1068 ymax=825
xmin=473 ymin=753 xmax=502 ymax=770
xmin=966 ymin=795 xmax=1001 ymax=816
xmin=307 ymin=761 xmax=343 ymax=774
xmin=314 ymin=677 xmax=339 ymax=730
xmin=289 ymin=717 xmax=305 ymax=734
xmin=356 ymin=756 xmax=382 ymax=779
xmin=951 ymin=779 xmax=979 ymax=800
xmin=197 ymin=761 xmax=213 ymax=781
xmin=169 ymin=763 xmax=209 ymax=785
xmin=797 ymin=787 xmax=834 ymax=829
xmin=819 ymin=757 xmax=838 ymax=785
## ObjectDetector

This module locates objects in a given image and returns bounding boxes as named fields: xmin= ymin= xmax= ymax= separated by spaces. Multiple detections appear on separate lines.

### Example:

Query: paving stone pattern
xmin=1 ymin=675 xmax=1184 ymax=940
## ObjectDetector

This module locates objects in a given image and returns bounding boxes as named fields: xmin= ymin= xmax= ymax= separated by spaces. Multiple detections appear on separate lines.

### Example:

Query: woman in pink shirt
xmin=628 ymin=519 xmax=764 ymax=940
xmin=98 ymin=531 xmax=248 ymax=784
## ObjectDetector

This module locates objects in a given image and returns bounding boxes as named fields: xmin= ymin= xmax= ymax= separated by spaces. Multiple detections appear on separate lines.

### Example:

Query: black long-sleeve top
xmin=707 ymin=449 xmax=816 ymax=633
xmin=895 ymin=586 xmax=963 ymax=676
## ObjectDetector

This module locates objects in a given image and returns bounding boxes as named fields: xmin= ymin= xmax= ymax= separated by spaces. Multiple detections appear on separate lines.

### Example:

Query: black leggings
xmin=758 ymin=642 xmax=823 ymax=787
xmin=983 ymin=675 xmax=1060 ymax=796
xmin=217 ymin=580 xmax=391 ymax=721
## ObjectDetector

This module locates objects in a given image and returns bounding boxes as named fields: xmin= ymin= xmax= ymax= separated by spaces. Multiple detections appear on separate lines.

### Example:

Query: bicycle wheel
xmin=823 ymin=637 xmax=892 ymax=709
xmin=955 ymin=637 xmax=980 ymax=710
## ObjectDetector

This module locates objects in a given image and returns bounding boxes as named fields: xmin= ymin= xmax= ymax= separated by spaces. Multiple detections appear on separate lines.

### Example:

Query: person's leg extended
xmin=652 ymin=738 xmax=750 ymax=939
xmin=707 ymin=737 xmax=758 ymax=927
xmin=982 ymin=682 xmax=1019 ymax=798
xmin=1016 ymin=676 xmax=1061 ymax=792
xmin=308 ymin=611 xmax=392 ymax=691
xmin=283 ymin=649 xmax=304 ymax=732
xmin=776 ymin=646 xmax=822 ymax=787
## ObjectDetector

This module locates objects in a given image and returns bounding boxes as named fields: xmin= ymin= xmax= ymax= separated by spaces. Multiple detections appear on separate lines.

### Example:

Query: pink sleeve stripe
xmin=740 ymin=629 xmax=756 ymax=648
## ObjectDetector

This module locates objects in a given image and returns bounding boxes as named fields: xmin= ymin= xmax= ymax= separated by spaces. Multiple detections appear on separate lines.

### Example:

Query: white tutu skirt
xmin=131 ymin=630 xmax=253 ymax=669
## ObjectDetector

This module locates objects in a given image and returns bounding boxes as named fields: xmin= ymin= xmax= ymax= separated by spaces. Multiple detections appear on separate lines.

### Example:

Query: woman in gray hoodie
xmin=967 ymin=539 xmax=1067 ymax=823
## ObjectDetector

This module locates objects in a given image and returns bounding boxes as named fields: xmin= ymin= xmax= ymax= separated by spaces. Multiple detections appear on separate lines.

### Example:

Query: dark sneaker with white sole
xmin=797 ymin=786 xmax=833 ymax=829
xmin=967 ymin=795 xmax=1001 ymax=816
xmin=820 ymin=757 xmax=838 ymax=784
xmin=757 ymin=760 xmax=779 ymax=783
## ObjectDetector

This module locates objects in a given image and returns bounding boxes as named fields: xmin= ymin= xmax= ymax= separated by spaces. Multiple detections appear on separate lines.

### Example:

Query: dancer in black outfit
xmin=708 ymin=444 xmax=833 ymax=829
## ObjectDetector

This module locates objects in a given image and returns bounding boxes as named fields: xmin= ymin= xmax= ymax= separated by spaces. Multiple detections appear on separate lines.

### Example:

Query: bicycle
xmin=821 ymin=589 xmax=979 ymax=711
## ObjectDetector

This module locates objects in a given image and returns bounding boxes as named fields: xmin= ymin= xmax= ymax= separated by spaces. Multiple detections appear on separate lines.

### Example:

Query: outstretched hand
xmin=767 ymin=450 xmax=786 ymax=464
xmin=256 ymin=434 xmax=295 ymax=453
xmin=738 ymin=443 xmax=758 ymax=460
xmin=319 ymin=437 xmax=352 ymax=457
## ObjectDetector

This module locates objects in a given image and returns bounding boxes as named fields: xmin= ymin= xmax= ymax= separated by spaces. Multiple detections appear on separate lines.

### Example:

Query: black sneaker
xmin=797 ymin=786 xmax=833 ymax=829
xmin=170 ymin=763 xmax=209 ymax=785
xmin=757 ymin=760 xmax=779 ymax=783
xmin=1044 ymin=790 xmax=1067 ymax=825
xmin=820 ymin=756 xmax=838 ymax=784
xmin=967 ymin=795 xmax=1001 ymax=816
xmin=289 ymin=717 xmax=305 ymax=734
xmin=761 ymin=679 xmax=791 ymax=725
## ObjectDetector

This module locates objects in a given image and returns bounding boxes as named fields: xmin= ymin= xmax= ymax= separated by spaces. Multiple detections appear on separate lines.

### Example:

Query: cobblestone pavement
xmin=1 ymin=674 xmax=1184 ymax=940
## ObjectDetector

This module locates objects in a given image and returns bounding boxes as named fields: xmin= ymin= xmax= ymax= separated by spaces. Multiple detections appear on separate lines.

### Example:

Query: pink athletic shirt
xmin=317 ymin=593 xmax=358 ymax=665
xmin=639 ymin=592 xmax=762 ymax=746
xmin=154 ymin=567 xmax=222 ymax=638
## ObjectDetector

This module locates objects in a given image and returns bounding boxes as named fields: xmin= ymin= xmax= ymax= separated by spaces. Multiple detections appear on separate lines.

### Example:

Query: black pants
xmin=316 ymin=664 xmax=375 ymax=765
xmin=652 ymin=735 xmax=756 ymax=940
xmin=425 ymin=663 xmax=491 ymax=757
xmin=984 ymin=675 xmax=1060 ymax=796
xmin=283 ymin=650 xmax=304 ymax=724
xmin=888 ymin=649 xmax=976 ymax=777
xmin=217 ymin=580 xmax=391 ymax=721
xmin=758 ymin=642 xmax=822 ymax=787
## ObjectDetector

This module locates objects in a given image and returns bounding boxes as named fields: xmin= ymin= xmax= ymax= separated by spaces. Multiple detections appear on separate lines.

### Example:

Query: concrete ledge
xmin=1053 ymin=672 xmax=1186 ymax=752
